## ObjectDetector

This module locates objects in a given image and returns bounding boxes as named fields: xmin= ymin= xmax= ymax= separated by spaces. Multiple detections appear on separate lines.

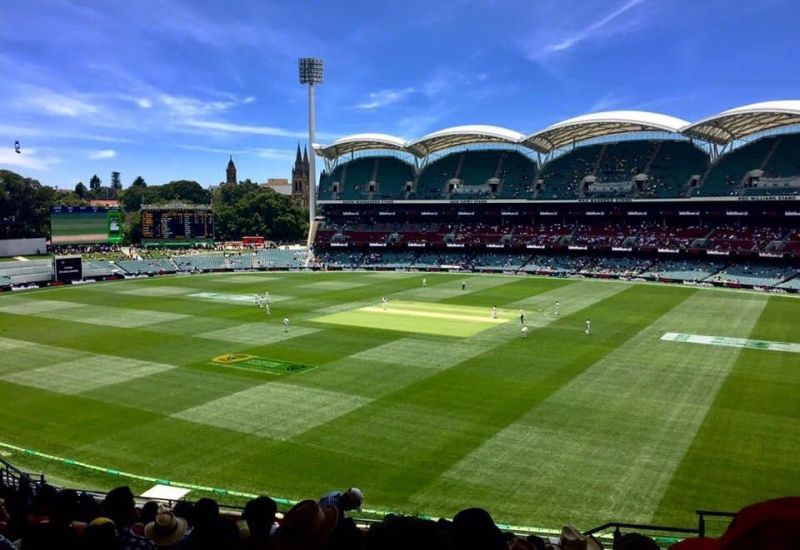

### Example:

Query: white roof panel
xmin=682 ymin=100 xmax=800 ymax=145
xmin=408 ymin=125 xmax=526 ymax=156
xmin=523 ymin=110 xmax=689 ymax=152
xmin=315 ymin=133 xmax=408 ymax=159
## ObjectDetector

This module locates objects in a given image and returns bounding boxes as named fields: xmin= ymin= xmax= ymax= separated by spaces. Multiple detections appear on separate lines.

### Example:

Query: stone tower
xmin=291 ymin=144 xmax=310 ymax=207
xmin=226 ymin=156 xmax=237 ymax=185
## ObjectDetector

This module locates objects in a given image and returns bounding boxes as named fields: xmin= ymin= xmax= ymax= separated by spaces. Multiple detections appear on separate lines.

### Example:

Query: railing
xmin=0 ymin=457 xmax=46 ymax=489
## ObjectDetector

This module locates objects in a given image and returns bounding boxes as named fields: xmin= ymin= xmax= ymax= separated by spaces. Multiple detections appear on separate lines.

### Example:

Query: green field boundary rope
xmin=0 ymin=440 xmax=560 ymax=535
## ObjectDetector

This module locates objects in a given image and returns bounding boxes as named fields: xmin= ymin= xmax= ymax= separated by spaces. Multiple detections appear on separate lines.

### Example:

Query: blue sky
xmin=1 ymin=0 xmax=798 ymax=189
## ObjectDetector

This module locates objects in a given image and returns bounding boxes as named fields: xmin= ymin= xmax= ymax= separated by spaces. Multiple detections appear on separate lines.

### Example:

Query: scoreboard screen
xmin=50 ymin=207 xmax=123 ymax=244
xmin=54 ymin=256 xmax=83 ymax=283
xmin=141 ymin=207 xmax=214 ymax=241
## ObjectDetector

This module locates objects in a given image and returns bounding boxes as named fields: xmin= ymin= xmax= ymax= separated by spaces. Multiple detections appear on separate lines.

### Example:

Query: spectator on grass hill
xmin=103 ymin=486 xmax=156 ymax=550
xmin=319 ymin=488 xmax=363 ymax=516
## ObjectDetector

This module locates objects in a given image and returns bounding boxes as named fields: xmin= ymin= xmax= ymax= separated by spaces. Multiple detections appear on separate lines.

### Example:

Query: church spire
xmin=295 ymin=143 xmax=302 ymax=165
xmin=226 ymin=155 xmax=237 ymax=185
xmin=303 ymin=146 xmax=309 ymax=164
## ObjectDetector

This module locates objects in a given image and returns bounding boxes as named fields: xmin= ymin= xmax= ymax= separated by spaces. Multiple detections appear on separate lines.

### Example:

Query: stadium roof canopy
xmin=682 ymin=100 xmax=800 ymax=145
xmin=315 ymin=133 xmax=408 ymax=160
xmin=407 ymin=125 xmax=526 ymax=157
xmin=521 ymin=110 xmax=690 ymax=153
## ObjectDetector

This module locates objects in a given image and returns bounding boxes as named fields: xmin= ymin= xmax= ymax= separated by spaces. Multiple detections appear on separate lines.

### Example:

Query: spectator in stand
xmin=242 ymin=496 xmax=277 ymax=550
xmin=275 ymin=500 xmax=338 ymax=550
xmin=83 ymin=517 xmax=122 ymax=550
xmin=365 ymin=515 xmax=453 ymax=550
xmin=76 ymin=491 xmax=101 ymax=524
xmin=172 ymin=501 xmax=194 ymax=531
xmin=319 ymin=488 xmax=363 ymax=516
xmin=449 ymin=508 xmax=507 ymax=550
xmin=103 ymin=486 xmax=156 ymax=550
xmin=179 ymin=497 xmax=219 ymax=549
xmin=615 ymin=532 xmax=659 ymax=549
xmin=144 ymin=509 xmax=188 ymax=549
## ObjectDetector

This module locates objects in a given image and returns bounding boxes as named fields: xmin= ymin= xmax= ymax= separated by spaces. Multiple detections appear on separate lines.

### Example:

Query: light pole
xmin=299 ymin=57 xmax=323 ymax=226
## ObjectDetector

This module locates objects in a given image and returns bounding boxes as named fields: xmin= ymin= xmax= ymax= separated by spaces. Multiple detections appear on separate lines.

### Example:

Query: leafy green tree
xmin=0 ymin=170 xmax=60 ymax=238
xmin=89 ymin=174 xmax=101 ymax=191
xmin=75 ymin=181 xmax=87 ymax=198
xmin=131 ymin=176 xmax=147 ymax=188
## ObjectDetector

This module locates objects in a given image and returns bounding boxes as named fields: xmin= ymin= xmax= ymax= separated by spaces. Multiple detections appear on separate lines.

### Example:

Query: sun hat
xmin=145 ymin=510 xmax=188 ymax=547
xmin=276 ymin=499 xmax=338 ymax=548
xmin=559 ymin=525 xmax=602 ymax=550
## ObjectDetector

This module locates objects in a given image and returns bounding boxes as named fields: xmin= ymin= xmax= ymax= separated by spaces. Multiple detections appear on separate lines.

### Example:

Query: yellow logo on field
xmin=212 ymin=353 xmax=256 ymax=364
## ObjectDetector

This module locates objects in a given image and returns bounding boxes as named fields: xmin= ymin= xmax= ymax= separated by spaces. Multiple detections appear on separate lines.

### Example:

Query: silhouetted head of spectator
xmin=243 ymin=496 xmax=277 ymax=539
xmin=193 ymin=497 xmax=219 ymax=531
xmin=451 ymin=508 xmax=506 ymax=550
xmin=139 ymin=500 xmax=159 ymax=526
xmin=365 ymin=515 xmax=452 ymax=550
xmin=341 ymin=488 xmax=363 ymax=511
xmin=276 ymin=500 xmax=338 ymax=550
xmin=615 ymin=532 xmax=659 ymax=550
xmin=77 ymin=492 xmax=101 ymax=523
xmin=84 ymin=517 xmax=121 ymax=550
xmin=50 ymin=489 xmax=78 ymax=526
xmin=33 ymin=483 xmax=57 ymax=516
xmin=103 ymin=486 xmax=137 ymax=528
xmin=173 ymin=500 xmax=195 ymax=528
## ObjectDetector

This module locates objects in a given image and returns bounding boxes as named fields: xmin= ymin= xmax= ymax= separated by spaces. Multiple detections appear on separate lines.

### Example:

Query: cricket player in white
xmin=585 ymin=319 xmax=591 ymax=335
xmin=422 ymin=278 xmax=427 ymax=288
xmin=265 ymin=302 xmax=271 ymax=315
xmin=382 ymin=297 xmax=388 ymax=311
xmin=283 ymin=317 xmax=290 ymax=332
xmin=492 ymin=306 xmax=498 ymax=319
xmin=555 ymin=300 xmax=560 ymax=316
xmin=521 ymin=325 xmax=529 ymax=339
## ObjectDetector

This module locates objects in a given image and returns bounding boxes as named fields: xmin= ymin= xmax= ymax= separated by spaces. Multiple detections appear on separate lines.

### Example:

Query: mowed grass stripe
xmin=653 ymin=296 xmax=800 ymax=525
xmin=291 ymin=281 xmax=626 ymax=398
xmin=290 ymin=286 xmax=689 ymax=513
xmin=2 ymin=355 xmax=177 ymax=394
xmin=410 ymin=291 xmax=767 ymax=526
xmin=172 ymin=382 xmax=372 ymax=441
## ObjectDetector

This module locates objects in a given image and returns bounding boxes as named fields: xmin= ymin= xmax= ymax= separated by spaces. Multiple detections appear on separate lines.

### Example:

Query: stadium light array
xmin=299 ymin=58 xmax=323 ymax=239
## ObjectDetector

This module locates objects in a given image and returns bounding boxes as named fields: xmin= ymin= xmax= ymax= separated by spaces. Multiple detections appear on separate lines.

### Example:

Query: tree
xmin=89 ymin=174 xmax=101 ymax=191
xmin=131 ymin=176 xmax=147 ymax=188
xmin=0 ymin=170 xmax=60 ymax=239
xmin=75 ymin=181 xmax=87 ymax=198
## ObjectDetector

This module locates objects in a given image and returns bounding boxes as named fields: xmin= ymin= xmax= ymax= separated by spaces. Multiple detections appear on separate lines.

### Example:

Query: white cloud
xmin=88 ymin=149 xmax=116 ymax=159
xmin=0 ymin=148 xmax=60 ymax=171
xmin=183 ymin=119 xmax=329 ymax=140
xmin=243 ymin=96 xmax=256 ymax=104
xmin=356 ymin=88 xmax=415 ymax=110
xmin=256 ymin=148 xmax=294 ymax=160
xmin=159 ymin=94 xmax=235 ymax=118
xmin=24 ymin=91 xmax=99 ymax=118
xmin=136 ymin=98 xmax=153 ymax=109
xmin=527 ymin=0 xmax=649 ymax=59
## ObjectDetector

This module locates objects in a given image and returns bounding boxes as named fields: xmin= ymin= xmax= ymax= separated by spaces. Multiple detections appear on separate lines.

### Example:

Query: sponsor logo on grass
xmin=211 ymin=354 xmax=313 ymax=374
xmin=661 ymin=332 xmax=800 ymax=353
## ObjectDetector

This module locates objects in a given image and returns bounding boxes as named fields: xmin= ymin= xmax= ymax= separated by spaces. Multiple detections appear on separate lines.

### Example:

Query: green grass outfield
xmin=0 ymin=271 xmax=799 ymax=530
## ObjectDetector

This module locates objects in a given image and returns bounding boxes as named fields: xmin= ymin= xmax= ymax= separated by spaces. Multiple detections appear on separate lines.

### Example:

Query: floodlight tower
xmin=299 ymin=57 xmax=323 ymax=224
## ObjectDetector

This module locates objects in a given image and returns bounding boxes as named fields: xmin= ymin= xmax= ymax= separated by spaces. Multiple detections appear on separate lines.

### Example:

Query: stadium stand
xmin=415 ymin=152 xmax=463 ymax=199
xmin=255 ymin=248 xmax=306 ymax=268
xmin=537 ymin=144 xmax=603 ymax=199
xmin=0 ymin=260 xmax=54 ymax=285
xmin=642 ymin=259 xmax=726 ymax=281
xmin=116 ymin=259 xmax=178 ymax=275
xmin=709 ymin=262 xmax=797 ymax=287
xmin=644 ymin=140 xmax=709 ymax=198
xmin=696 ymin=136 xmax=777 ymax=197
xmin=495 ymin=151 xmax=537 ymax=199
